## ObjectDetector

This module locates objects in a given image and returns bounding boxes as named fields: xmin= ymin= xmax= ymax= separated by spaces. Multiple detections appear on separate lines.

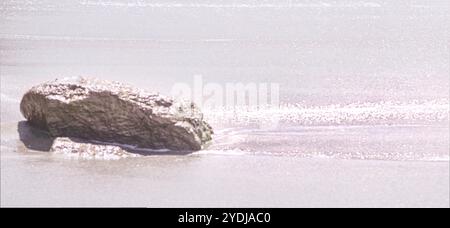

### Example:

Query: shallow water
xmin=1 ymin=0 xmax=449 ymax=207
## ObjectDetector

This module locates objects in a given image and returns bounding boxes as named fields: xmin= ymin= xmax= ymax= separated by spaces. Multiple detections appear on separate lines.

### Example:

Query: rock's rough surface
xmin=20 ymin=77 xmax=213 ymax=151
xmin=51 ymin=137 xmax=140 ymax=160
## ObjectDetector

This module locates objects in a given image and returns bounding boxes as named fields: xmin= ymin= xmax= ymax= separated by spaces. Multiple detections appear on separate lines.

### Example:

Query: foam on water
xmin=0 ymin=34 xmax=241 ymax=43
xmin=78 ymin=0 xmax=383 ymax=9
xmin=203 ymin=124 xmax=450 ymax=161
xmin=199 ymin=99 xmax=450 ymax=161
xmin=204 ymin=99 xmax=449 ymax=127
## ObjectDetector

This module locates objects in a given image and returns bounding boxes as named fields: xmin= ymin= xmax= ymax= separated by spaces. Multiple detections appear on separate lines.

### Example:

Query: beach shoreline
xmin=1 ymin=151 xmax=448 ymax=207
xmin=1 ymin=0 xmax=449 ymax=207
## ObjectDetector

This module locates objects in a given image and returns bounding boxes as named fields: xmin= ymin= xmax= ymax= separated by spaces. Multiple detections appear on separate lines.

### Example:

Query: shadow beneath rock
xmin=118 ymin=147 xmax=195 ymax=156
xmin=18 ymin=121 xmax=55 ymax=152
xmin=67 ymin=137 xmax=196 ymax=156
xmin=17 ymin=121 xmax=195 ymax=156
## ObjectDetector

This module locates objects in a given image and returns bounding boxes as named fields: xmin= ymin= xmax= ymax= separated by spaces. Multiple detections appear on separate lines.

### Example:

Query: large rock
xmin=20 ymin=77 xmax=213 ymax=151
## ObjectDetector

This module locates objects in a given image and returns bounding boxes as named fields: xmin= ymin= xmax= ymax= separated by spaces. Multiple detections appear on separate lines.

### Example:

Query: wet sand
xmin=0 ymin=121 xmax=448 ymax=207
xmin=1 ymin=148 xmax=448 ymax=207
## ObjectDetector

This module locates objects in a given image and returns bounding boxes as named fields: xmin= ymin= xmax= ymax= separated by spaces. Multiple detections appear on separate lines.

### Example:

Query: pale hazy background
xmin=1 ymin=0 xmax=449 ymax=207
